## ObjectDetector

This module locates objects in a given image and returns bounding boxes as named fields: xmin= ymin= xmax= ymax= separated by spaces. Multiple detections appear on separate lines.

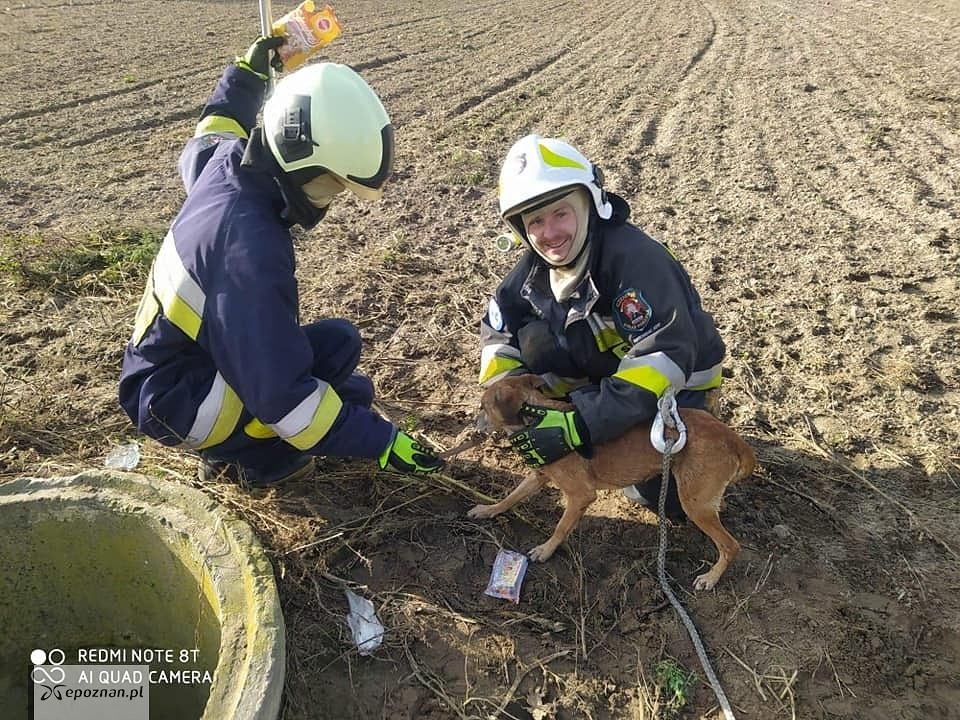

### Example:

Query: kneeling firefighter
xmin=119 ymin=37 xmax=443 ymax=487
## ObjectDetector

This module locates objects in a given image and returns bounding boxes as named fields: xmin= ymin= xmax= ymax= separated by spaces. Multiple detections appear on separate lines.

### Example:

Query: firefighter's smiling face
xmin=521 ymin=197 xmax=579 ymax=265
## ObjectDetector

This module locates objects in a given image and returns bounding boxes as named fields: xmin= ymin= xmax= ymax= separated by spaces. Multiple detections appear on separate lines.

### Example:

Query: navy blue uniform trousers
xmin=199 ymin=319 xmax=375 ymax=471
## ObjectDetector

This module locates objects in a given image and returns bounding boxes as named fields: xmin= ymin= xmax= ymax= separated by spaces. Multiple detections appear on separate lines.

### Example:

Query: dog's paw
xmin=467 ymin=504 xmax=499 ymax=520
xmin=694 ymin=572 xmax=720 ymax=591
xmin=528 ymin=543 xmax=556 ymax=562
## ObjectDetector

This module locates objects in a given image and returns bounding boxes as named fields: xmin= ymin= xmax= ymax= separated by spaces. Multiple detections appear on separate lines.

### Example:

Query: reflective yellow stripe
xmin=479 ymin=355 xmax=524 ymax=385
xmin=194 ymin=115 xmax=247 ymax=140
xmin=285 ymin=388 xmax=343 ymax=450
xmin=243 ymin=418 xmax=277 ymax=439
xmin=540 ymin=380 xmax=573 ymax=399
xmin=187 ymin=376 xmax=244 ymax=450
xmin=595 ymin=326 xmax=622 ymax=352
xmin=196 ymin=384 xmax=243 ymax=449
xmin=586 ymin=315 xmax=630 ymax=358
xmin=163 ymin=294 xmax=203 ymax=340
xmin=688 ymin=372 xmax=723 ymax=391
xmin=537 ymin=372 xmax=589 ymax=398
xmin=131 ymin=266 xmax=160 ymax=346
xmin=538 ymin=142 xmax=586 ymax=170
xmin=613 ymin=365 xmax=672 ymax=396
xmin=153 ymin=232 xmax=204 ymax=340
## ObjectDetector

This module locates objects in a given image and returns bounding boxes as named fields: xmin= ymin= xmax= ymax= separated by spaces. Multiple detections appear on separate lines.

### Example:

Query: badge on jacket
xmin=487 ymin=297 xmax=504 ymax=331
xmin=613 ymin=288 xmax=652 ymax=334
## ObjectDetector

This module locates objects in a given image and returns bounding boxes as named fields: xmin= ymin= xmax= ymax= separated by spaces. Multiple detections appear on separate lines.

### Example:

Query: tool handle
xmin=258 ymin=0 xmax=274 ymax=37
xmin=258 ymin=0 xmax=275 ymax=87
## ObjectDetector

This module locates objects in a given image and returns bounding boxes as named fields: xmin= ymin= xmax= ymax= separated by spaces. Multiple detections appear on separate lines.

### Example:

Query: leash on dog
xmin=655 ymin=388 xmax=737 ymax=720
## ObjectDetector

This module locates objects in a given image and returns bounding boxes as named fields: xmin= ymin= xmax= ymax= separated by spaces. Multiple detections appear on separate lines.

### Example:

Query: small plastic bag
xmin=104 ymin=441 xmax=140 ymax=470
xmin=345 ymin=589 xmax=384 ymax=655
xmin=484 ymin=549 xmax=529 ymax=603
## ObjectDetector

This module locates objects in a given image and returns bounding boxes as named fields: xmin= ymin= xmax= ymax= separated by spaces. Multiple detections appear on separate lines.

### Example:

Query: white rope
xmin=655 ymin=388 xmax=737 ymax=720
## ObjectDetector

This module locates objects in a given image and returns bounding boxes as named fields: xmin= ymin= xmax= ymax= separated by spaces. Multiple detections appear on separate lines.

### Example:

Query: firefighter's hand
xmin=236 ymin=35 xmax=285 ymax=79
xmin=509 ymin=404 xmax=587 ymax=467
xmin=378 ymin=430 xmax=445 ymax=475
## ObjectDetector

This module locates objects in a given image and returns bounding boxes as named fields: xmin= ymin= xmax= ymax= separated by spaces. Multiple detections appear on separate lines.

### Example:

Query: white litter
xmin=104 ymin=442 xmax=140 ymax=470
xmin=345 ymin=589 xmax=384 ymax=655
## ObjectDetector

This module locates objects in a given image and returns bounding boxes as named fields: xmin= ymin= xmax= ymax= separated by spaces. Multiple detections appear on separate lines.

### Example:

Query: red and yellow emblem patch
xmin=613 ymin=288 xmax=652 ymax=333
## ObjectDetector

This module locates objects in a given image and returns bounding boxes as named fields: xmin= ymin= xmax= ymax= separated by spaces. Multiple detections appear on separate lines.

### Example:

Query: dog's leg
xmin=468 ymin=471 xmax=545 ymax=520
xmin=529 ymin=486 xmax=596 ymax=562
xmin=681 ymin=498 xmax=740 ymax=590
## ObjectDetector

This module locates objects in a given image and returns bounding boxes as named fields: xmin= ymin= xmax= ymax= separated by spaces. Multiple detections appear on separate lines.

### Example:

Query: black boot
xmin=199 ymin=453 xmax=315 ymax=489
xmin=622 ymin=474 xmax=687 ymax=522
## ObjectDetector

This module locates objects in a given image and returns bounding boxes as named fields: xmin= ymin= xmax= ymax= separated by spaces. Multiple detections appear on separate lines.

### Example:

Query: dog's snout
xmin=475 ymin=409 xmax=493 ymax=434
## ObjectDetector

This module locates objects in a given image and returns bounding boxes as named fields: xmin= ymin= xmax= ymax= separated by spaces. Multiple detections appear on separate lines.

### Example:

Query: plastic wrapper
xmin=345 ymin=589 xmax=384 ymax=655
xmin=273 ymin=1 xmax=343 ymax=71
xmin=104 ymin=441 xmax=140 ymax=470
xmin=484 ymin=549 xmax=529 ymax=603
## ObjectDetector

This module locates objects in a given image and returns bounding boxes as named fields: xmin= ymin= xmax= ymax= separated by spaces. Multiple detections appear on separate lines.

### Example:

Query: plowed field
xmin=2 ymin=0 xmax=959 ymax=718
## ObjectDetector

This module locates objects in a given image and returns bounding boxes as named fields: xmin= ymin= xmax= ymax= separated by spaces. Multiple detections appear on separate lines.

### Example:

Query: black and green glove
xmin=378 ymin=430 xmax=445 ymax=475
xmin=509 ymin=404 xmax=588 ymax=467
xmin=236 ymin=35 xmax=285 ymax=79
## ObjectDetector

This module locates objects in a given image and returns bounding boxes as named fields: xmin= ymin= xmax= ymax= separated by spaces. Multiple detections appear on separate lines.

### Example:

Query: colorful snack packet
xmin=484 ymin=549 xmax=529 ymax=603
xmin=273 ymin=2 xmax=343 ymax=71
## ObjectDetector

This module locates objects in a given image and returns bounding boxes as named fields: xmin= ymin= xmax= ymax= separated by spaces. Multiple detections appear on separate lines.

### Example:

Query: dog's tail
xmin=730 ymin=433 xmax=757 ymax=484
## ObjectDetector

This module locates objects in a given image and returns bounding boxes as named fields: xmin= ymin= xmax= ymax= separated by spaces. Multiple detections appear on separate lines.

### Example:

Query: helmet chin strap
xmin=241 ymin=128 xmax=329 ymax=229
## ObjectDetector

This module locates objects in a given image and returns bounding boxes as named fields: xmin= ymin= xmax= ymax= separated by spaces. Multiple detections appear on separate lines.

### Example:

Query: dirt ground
xmin=2 ymin=0 xmax=959 ymax=718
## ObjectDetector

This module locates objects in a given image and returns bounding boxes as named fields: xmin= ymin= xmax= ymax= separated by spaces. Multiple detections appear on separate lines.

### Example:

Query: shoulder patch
xmin=487 ymin=298 xmax=504 ymax=332
xmin=613 ymin=288 xmax=652 ymax=334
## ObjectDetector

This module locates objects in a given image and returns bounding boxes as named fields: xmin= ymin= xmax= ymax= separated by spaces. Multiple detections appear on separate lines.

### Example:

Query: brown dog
xmin=468 ymin=375 xmax=756 ymax=589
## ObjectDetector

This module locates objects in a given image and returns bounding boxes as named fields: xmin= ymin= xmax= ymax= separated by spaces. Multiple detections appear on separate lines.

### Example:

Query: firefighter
xmin=119 ymin=37 xmax=443 ymax=487
xmin=479 ymin=134 xmax=725 ymax=515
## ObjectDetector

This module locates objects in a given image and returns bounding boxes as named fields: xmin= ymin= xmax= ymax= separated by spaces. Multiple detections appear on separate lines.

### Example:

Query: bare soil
xmin=2 ymin=1 xmax=959 ymax=718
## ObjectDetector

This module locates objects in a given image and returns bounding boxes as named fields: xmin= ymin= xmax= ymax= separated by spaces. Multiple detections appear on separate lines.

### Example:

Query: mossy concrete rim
xmin=0 ymin=470 xmax=285 ymax=720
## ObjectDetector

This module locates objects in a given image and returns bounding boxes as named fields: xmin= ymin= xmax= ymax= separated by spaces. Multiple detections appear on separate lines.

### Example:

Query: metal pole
xmin=257 ymin=0 xmax=273 ymax=37
xmin=257 ymin=0 xmax=275 ymax=88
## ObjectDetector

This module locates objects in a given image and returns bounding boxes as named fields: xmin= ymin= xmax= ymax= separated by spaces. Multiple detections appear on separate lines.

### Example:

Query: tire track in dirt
xmin=613 ymin=0 xmax=721 ymax=171
xmin=420 ymin=0 xmax=633 ymax=121
xmin=351 ymin=0 xmax=640 ymax=201
xmin=345 ymin=0 xmax=520 ymax=39
xmin=422 ymin=0 xmax=654 ymax=147
xmin=619 ymin=0 xmax=719 ymax=159
xmin=761 ymin=0 xmax=959 ymax=229
xmin=678 ymin=0 xmax=718 ymax=81
xmin=0 ymin=77 xmax=169 ymax=126
xmin=320 ymin=1 xmax=578 ymax=131
xmin=620 ymin=0 xmax=747 ymax=199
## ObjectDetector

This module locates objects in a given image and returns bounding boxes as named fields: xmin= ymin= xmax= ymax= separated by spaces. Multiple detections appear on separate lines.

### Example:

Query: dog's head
xmin=477 ymin=374 xmax=548 ymax=434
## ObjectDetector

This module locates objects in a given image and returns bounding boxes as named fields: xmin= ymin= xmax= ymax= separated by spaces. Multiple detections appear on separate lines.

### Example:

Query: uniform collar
xmin=520 ymin=245 xmax=600 ymax=328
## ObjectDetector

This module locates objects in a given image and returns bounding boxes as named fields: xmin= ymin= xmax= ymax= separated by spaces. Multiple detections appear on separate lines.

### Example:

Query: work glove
xmin=509 ymin=404 xmax=588 ymax=467
xmin=378 ymin=430 xmax=445 ymax=475
xmin=236 ymin=35 xmax=285 ymax=79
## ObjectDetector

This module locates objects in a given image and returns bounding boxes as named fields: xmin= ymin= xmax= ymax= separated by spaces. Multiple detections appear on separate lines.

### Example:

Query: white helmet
xmin=497 ymin=134 xmax=612 ymax=238
xmin=263 ymin=63 xmax=393 ymax=200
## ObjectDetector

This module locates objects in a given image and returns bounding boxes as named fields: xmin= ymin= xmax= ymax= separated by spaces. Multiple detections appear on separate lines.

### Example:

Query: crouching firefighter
xmin=119 ymin=37 xmax=443 ymax=487
xmin=479 ymin=134 xmax=726 ymax=517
